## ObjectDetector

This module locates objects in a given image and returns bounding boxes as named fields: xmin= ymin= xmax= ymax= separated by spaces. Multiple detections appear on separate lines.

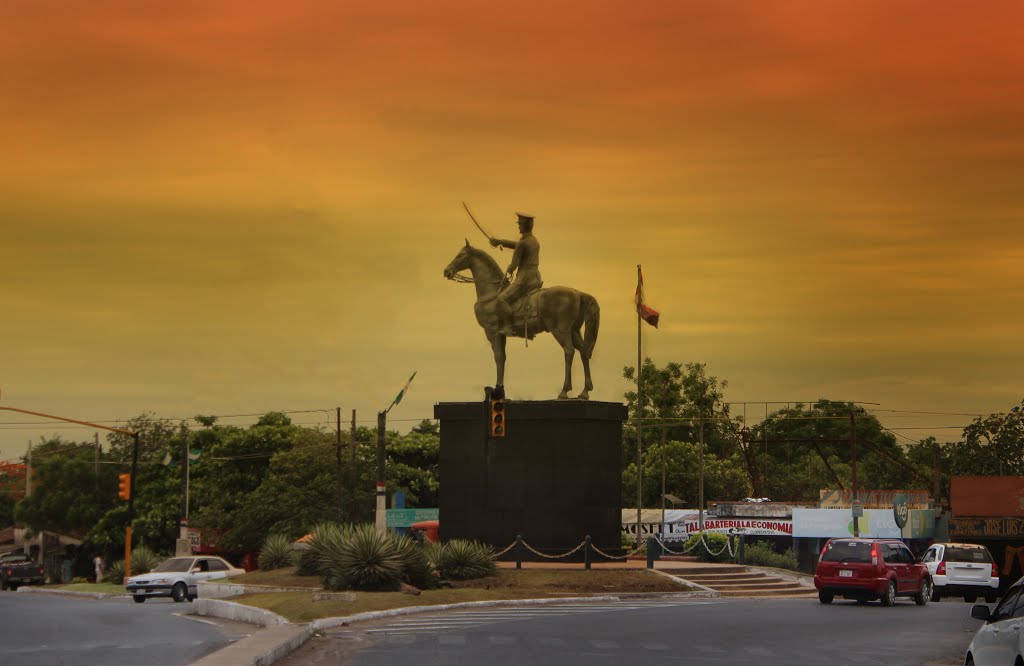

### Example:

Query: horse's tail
xmin=580 ymin=292 xmax=600 ymax=359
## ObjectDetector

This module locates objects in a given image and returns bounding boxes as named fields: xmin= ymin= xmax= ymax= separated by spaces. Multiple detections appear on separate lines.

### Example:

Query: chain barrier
xmin=590 ymin=542 xmax=646 ymax=561
xmin=654 ymin=534 xmax=734 ymax=559
xmin=492 ymin=542 xmax=516 ymax=558
xmin=520 ymin=538 xmax=588 ymax=560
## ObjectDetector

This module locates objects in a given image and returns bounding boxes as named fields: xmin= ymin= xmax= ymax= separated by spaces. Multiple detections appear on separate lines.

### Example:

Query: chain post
xmin=646 ymin=535 xmax=657 ymax=569
xmin=515 ymin=534 xmax=522 ymax=570
xmin=739 ymin=534 xmax=746 ymax=564
xmin=584 ymin=535 xmax=591 ymax=570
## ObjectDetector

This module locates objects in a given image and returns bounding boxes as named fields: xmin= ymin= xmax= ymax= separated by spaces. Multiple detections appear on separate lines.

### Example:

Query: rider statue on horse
xmin=490 ymin=213 xmax=542 ymax=336
xmin=444 ymin=208 xmax=600 ymax=400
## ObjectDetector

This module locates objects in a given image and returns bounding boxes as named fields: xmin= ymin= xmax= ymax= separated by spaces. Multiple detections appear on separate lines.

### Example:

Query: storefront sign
xmin=385 ymin=508 xmax=439 ymax=528
xmin=949 ymin=517 xmax=1024 ymax=538
xmin=818 ymin=489 xmax=931 ymax=509
xmin=621 ymin=510 xmax=792 ymax=541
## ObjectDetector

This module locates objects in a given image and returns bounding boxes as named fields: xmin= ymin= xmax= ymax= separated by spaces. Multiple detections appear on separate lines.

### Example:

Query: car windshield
xmin=945 ymin=547 xmax=993 ymax=563
xmin=152 ymin=558 xmax=195 ymax=573
xmin=822 ymin=541 xmax=873 ymax=563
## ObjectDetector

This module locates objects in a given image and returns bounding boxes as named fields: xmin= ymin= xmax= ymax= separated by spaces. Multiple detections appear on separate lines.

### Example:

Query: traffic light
xmin=118 ymin=473 xmax=131 ymax=500
xmin=489 ymin=394 xmax=506 ymax=438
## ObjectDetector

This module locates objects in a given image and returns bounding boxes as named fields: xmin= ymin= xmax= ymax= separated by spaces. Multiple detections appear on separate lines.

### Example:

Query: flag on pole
xmin=161 ymin=451 xmax=176 ymax=467
xmin=391 ymin=371 xmax=417 ymax=409
xmin=635 ymin=267 xmax=660 ymax=328
xmin=188 ymin=448 xmax=201 ymax=462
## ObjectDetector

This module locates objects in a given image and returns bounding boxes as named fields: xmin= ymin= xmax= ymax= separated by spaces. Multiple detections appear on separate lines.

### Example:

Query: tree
xmin=622 ymin=360 xmax=743 ymax=505
xmin=946 ymin=401 xmax=1024 ymax=477
xmin=750 ymin=400 xmax=925 ymax=502
xmin=15 ymin=437 xmax=117 ymax=536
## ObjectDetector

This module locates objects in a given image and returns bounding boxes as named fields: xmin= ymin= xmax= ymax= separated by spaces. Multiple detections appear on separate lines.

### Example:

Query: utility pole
xmin=933 ymin=441 xmax=942 ymax=516
xmin=698 ymin=410 xmax=705 ymax=533
xmin=94 ymin=432 xmax=100 ymax=490
xmin=350 ymin=409 xmax=357 ymax=521
xmin=26 ymin=440 xmax=32 ymax=497
xmin=850 ymin=407 xmax=859 ymax=537
xmin=635 ymin=265 xmax=643 ymax=547
xmin=375 ymin=411 xmax=387 ymax=531
xmin=336 ymin=407 xmax=343 ymax=521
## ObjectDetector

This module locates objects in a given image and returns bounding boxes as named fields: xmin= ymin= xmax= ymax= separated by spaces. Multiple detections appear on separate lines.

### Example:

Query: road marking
xmin=489 ymin=635 xmax=517 ymax=646
xmin=173 ymin=613 xmax=221 ymax=627
xmin=591 ymin=640 xmax=620 ymax=650
xmin=640 ymin=642 xmax=671 ymax=651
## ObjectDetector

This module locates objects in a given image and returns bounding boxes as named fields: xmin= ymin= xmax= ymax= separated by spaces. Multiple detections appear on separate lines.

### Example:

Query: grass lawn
xmin=53 ymin=583 xmax=126 ymax=595
xmin=236 ymin=569 xmax=694 ymax=623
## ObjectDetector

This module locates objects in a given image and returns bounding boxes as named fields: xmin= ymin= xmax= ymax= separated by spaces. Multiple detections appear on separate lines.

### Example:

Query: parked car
xmin=965 ymin=577 xmax=1024 ymax=665
xmin=125 ymin=555 xmax=244 ymax=603
xmin=923 ymin=542 xmax=999 ymax=603
xmin=0 ymin=552 xmax=45 ymax=591
xmin=814 ymin=537 xmax=931 ymax=606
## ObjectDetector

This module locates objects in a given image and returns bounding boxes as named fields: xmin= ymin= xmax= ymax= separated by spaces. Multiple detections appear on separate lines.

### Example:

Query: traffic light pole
xmin=0 ymin=405 xmax=138 ymax=583
xmin=124 ymin=432 xmax=140 ymax=580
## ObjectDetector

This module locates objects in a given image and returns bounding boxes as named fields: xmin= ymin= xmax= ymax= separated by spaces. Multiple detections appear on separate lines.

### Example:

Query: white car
xmin=966 ymin=577 xmax=1024 ymax=665
xmin=125 ymin=555 xmax=245 ymax=603
xmin=922 ymin=542 xmax=999 ymax=603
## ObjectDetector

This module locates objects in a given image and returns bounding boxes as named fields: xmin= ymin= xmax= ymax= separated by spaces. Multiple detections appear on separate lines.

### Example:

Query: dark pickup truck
xmin=1 ymin=552 xmax=45 ymax=591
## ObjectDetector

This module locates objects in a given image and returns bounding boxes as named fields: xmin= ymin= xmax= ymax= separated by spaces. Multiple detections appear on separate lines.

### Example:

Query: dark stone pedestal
xmin=434 ymin=399 xmax=626 ymax=554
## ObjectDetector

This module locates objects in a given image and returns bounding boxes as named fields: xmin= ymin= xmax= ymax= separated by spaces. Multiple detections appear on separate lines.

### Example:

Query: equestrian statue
xmin=443 ymin=210 xmax=600 ymax=399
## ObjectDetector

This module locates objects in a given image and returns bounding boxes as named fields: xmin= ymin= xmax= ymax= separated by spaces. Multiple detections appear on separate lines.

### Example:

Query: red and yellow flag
xmin=635 ymin=268 xmax=660 ymax=328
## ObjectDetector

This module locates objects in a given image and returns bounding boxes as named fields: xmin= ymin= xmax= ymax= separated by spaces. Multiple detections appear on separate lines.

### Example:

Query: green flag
xmin=188 ymin=448 xmax=201 ymax=462
xmin=393 ymin=371 xmax=417 ymax=406
xmin=161 ymin=452 xmax=176 ymax=468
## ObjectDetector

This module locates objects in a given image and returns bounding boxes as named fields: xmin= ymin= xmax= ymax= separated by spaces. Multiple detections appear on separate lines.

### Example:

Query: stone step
xmin=718 ymin=588 xmax=817 ymax=598
xmin=702 ymin=581 xmax=806 ymax=591
xmin=683 ymin=574 xmax=771 ymax=583
xmin=658 ymin=566 xmax=749 ymax=576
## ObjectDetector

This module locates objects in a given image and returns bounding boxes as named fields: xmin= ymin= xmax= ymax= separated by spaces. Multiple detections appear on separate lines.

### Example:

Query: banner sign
xmin=819 ymin=489 xmax=931 ymax=510
xmin=621 ymin=510 xmax=792 ymax=541
xmin=794 ymin=508 xmax=935 ymax=538
xmin=949 ymin=517 xmax=1024 ymax=539
xmin=386 ymin=508 xmax=439 ymax=528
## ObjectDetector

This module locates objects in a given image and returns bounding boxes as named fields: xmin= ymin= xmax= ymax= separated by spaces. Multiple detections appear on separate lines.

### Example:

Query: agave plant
xmin=307 ymin=522 xmax=355 ymax=590
xmin=131 ymin=546 xmax=161 ymax=575
xmin=104 ymin=560 xmax=125 ymax=585
xmin=394 ymin=536 xmax=438 ymax=590
xmin=258 ymin=533 xmax=295 ymax=571
xmin=437 ymin=539 xmax=497 ymax=580
xmin=335 ymin=524 xmax=403 ymax=591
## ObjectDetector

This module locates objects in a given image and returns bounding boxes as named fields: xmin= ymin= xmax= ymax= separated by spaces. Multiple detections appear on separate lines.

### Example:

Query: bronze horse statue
xmin=444 ymin=241 xmax=600 ymax=399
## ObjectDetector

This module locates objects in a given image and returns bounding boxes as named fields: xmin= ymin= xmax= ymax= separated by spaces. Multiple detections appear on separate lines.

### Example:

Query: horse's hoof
xmin=557 ymin=392 xmax=570 ymax=400
xmin=577 ymin=392 xmax=590 ymax=400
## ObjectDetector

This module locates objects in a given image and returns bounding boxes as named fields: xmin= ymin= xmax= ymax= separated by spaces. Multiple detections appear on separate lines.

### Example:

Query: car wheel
xmin=881 ymin=580 xmax=896 ymax=607
xmin=132 ymin=596 xmax=146 ymax=603
xmin=965 ymin=594 xmax=978 ymax=603
xmin=0 ymin=580 xmax=7 ymax=591
xmin=986 ymin=592 xmax=998 ymax=604
xmin=965 ymin=654 xmax=974 ymax=666
xmin=914 ymin=578 xmax=931 ymax=605
xmin=818 ymin=590 xmax=834 ymax=604
xmin=172 ymin=582 xmax=188 ymax=603
xmin=931 ymin=587 xmax=941 ymax=602
xmin=9 ymin=584 xmax=17 ymax=592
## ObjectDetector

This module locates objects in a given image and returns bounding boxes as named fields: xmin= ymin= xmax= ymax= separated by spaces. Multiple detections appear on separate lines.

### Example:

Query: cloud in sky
xmin=1 ymin=0 xmax=1023 ymax=458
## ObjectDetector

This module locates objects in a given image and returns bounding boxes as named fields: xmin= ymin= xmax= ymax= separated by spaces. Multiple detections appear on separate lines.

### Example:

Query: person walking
xmin=93 ymin=554 xmax=104 ymax=583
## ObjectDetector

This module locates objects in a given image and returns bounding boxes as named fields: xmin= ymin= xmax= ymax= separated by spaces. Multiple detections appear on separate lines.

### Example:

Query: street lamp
xmin=0 ymin=404 xmax=140 ymax=581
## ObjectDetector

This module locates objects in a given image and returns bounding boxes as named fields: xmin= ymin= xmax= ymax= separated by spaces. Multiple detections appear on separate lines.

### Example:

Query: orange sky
xmin=2 ymin=1 xmax=1023 ymax=459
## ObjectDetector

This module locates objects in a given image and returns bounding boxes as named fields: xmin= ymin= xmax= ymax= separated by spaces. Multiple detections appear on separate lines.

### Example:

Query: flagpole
xmin=636 ymin=264 xmax=643 ymax=548
xmin=186 ymin=446 xmax=190 ymax=522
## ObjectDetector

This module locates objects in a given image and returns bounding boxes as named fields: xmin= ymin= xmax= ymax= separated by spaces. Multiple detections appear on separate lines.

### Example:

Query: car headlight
xmin=150 ymin=578 xmax=170 ymax=584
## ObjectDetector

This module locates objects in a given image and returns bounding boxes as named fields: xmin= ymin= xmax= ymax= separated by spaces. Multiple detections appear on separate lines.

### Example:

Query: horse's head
xmin=443 ymin=239 xmax=475 ymax=280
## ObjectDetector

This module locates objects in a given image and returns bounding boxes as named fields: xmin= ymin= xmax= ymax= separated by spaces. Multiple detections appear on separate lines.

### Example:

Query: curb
xmin=16 ymin=587 xmax=130 ymax=600
xmin=650 ymin=569 xmax=721 ymax=597
xmin=743 ymin=565 xmax=816 ymax=588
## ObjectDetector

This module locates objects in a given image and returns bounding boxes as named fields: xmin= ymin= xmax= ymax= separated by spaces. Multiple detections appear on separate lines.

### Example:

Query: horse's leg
xmin=551 ymin=329 xmax=575 ymax=399
xmin=489 ymin=332 xmax=507 ymax=388
xmin=572 ymin=328 xmax=592 ymax=400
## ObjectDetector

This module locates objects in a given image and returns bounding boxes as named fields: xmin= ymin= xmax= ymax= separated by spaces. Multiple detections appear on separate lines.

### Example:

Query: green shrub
xmin=333 ymin=524 xmax=402 ymax=591
xmin=104 ymin=560 xmax=124 ymax=584
xmin=424 ymin=542 xmax=444 ymax=571
xmin=742 ymin=541 xmax=800 ymax=571
xmin=307 ymin=522 xmax=353 ymax=590
xmin=394 ymin=536 xmax=438 ymax=589
xmin=437 ymin=539 xmax=497 ymax=580
xmin=295 ymin=548 xmax=318 ymax=577
xmin=681 ymin=532 xmax=731 ymax=563
xmin=131 ymin=546 xmax=161 ymax=575
xmin=258 ymin=533 xmax=295 ymax=571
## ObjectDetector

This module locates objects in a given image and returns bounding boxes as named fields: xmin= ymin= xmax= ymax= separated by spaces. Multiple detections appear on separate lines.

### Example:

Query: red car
xmin=814 ymin=538 xmax=932 ymax=606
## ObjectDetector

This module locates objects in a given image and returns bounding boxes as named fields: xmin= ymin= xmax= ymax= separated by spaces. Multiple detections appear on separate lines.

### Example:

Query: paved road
xmin=0 ymin=591 xmax=249 ymax=666
xmin=281 ymin=597 xmax=982 ymax=665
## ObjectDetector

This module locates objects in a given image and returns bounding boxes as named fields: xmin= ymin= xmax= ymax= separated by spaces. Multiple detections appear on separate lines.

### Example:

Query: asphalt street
xmin=0 ymin=591 xmax=249 ymax=666
xmin=281 ymin=597 xmax=982 ymax=665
